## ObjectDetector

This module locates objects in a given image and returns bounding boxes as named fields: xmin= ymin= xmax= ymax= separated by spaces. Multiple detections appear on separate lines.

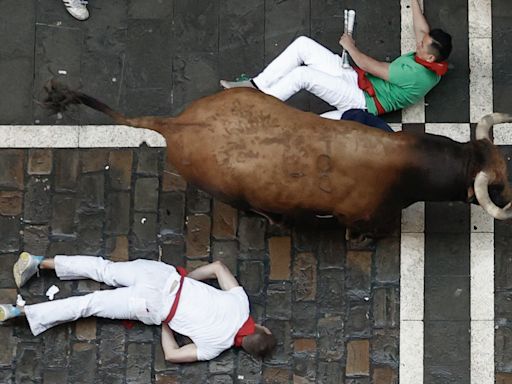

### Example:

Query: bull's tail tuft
xmin=40 ymin=79 xmax=129 ymax=124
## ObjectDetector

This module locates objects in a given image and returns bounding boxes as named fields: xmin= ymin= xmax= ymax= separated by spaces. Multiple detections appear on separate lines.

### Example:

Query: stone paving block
xmin=174 ymin=0 xmax=218 ymax=52
xmin=425 ymin=233 xmax=470 ymax=276
xmin=262 ymin=366 xmax=291 ymax=383
xmin=294 ymin=339 xmax=317 ymax=354
xmin=293 ymin=354 xmax=316 ymax=384
xmin=346 ymin=339 xmax=370 ymax=377
xmin=106 ymin=235 xmax=129 ymax=262
xmin=99 ymin=323 xmax=126 ymax=370
xmin=212 ymin=200 xmax=238 ymax=240
xmin=105 ymin=192 xmax=130 ymax=235
xmin=374 ymin=237 xmax=399 ymax=284
xmin=0 ymin=327 xmax=16 ymax=367
xmin=210 ymin=374 xmax=233 ymax=384
xmin=15 ymin=344 xmax=42 ymax=384
xmin=134 ymin=177 xmax=159 ymax=212
xmin=23 ymin=225 xmax=49 ymax=255
xmin=219 ymin=0 xmax=265 ymax=79
xmin=317 ymin=229 xmax=345 ymax=269
xmin=54 ymin=150 xmax=79 ymax=192
xmin=0 ymin=191 xmax=22 ymax=216
xmin=425 ymin=275 xmax=469 ymax=321
xmin=75 ymin=318 xmax=97 ymax=341
xmin=495 ymin=225 xmax=512 ymax=290
xmin=160 ymin=235 xmax=186 ymax=267
xmin=186 ymin=185 xmax=211 ymax=214
xmin=69 ymin=343 xmax=96 ymax=384
xmin=269 ymin=236 xmax=291 ymax=280
xmin=292 ymin=301 xmax=317 ymax=337
xmin=132 ymin=212 xmax=158 ymax=252
xmin=292 ymin=252 xmax=317 ymax=302
xmin=127 ymin=323 xmax=154 ymax=343
xmin=317 ymin=315 xmax=344 ymax=362
xmin=265 ymin=319 xmax=292 ymax=365
xmin=238 ymin=216 xmax=266 ymax=250
xmin=136 ymin=148 xmax=162 ymax=176
xmin=0 ymin=254 xmax=16 ymax=288
xmin=0 ymin=58 xmax=34 ymax=124
xmin=239 ymin=260 xmax=265 ymax=296
xmin=186 ymin=214 xmax=211 ymax=258
xmin=24 ymin=176 xmax=51 ymax=224
xmin=125 ymin=19 xmax=172 ymax=89
xmin=77 ymin=211 xmax=104 ymax=255
xmin=172 ymin=52 xmax=219 ymax=114
xmin=160 ymin=192 xmax=185 ymax=235
xmin=372 ymin=366 xmax=398 ymax=384
xmin=79 ymin=173 xmax=105 ymax=212
xmin=371 ymin=329 xmax=399 ymax=367
xmin=496 ymin=325 xmax=512 ymax=372
xmin=80 ymin=149 xmax=109 ymax=173
xmin=497 ymin=373 xmax=512 ymax=384
xmin=43 ymin=369 xmax=68 ymax=384
xmin=162 ymin=163 xmax=187 ymax=192
xmin=212 ymin=241 xmax=238 ymax=276
xmin=123 ymin=87 xmax=173 ymax=117
xmin=109 ymin=150 xmax=133 ymax=190
xmin=236 ymin=352 xmax=263 ymax=383
xmin=0 ymin=150 xmax=24 ymax=190
xmin=51 ymin=194 xmax=77 ymax=236
xmin=317 ymin=268 xmax=345 ymax=314
xmin=373 ymin=287 xmax=399 ymax=329
xmin=209 ymin=350 xmax=236 ymax=374
xmin=126 ymin=343 xmax=152 ymax=384
xmin=346 ymin=250 xmax=372 ymax=298
xmin=27 ymin=149 xmax=52 ymax=175
xmin=0 ymin=216 xmax=20 ymax=253
xmin=266 ymin=282 xmax=292 ymax=320
xmin=316 ymin=361 xmax=343 ymax=384
xmin=155 ymin=373 xmax=180 ymax=384
xmin=0 ymin=0 xmax=35 ymax=58
xmin=0 ymin=370 xmax=12 ymax=384
xmin=181 ymin=361 xmax=209 ymax=383
xmin=43 ymin=325 xmax=69 ymax=368
xmin=345 ymin=301 xmax=371 ymax=338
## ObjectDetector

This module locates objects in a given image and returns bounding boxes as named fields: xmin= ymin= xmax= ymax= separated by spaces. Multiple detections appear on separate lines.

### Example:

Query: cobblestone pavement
xmin=1 ymin=1 xmax=512 ymax=384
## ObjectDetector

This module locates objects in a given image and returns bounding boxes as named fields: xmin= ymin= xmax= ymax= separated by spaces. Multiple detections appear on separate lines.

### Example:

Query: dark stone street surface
xmin=0 ymin=1 xmax=512 ymax=384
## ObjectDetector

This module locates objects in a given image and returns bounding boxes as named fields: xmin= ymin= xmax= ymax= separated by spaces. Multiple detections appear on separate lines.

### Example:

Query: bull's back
xmin=165 ymin=89 xmax=417 ymax=218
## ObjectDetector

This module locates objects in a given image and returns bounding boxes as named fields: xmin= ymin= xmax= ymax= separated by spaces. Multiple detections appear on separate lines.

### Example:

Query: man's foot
xmin=0 ymin=305 xmax=21 ymax=322
xmin=62 ymin=0 xmax=89 ymax=21
xmin=220 ymin=78 xmax=256 ymax=90
xmin=13 ymin=252 xmax=44 ymax=288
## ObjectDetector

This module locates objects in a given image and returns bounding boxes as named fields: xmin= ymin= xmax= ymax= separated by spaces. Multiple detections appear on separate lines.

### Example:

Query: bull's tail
xmin=41 ymin=80 xmax=164 ymax=129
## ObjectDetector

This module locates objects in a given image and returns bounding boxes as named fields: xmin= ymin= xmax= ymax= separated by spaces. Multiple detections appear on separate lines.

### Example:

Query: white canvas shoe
xmin=0 ymin=305 xmax=20 ymax=322
xmin=62 ymin=0 xmax=89 ymax=21
xmin=13 ymin=252 xmax=44 ymax=288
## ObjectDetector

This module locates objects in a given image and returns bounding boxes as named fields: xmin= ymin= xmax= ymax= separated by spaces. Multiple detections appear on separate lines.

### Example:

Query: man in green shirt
xmin=220 ymin=0 xmax=452 ymax=120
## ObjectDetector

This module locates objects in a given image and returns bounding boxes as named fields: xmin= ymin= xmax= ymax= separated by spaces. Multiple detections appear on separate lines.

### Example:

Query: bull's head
xmin=472 ymin=113 xmax=512 ymax=219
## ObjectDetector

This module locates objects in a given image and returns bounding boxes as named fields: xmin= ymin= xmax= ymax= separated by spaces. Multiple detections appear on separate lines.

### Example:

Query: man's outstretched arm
xmin=161 ymin=324 xmax=198 ymax=363
xmin=339 ymin=34 xmax=390 ymax=81
xmin=187 ymin=261 xmax=239 ymax=291
xmin=412 ymin=0 xmax=430 ymax=43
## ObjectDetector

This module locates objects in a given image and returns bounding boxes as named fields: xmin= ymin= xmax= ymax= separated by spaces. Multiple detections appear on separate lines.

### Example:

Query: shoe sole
xmin=13 ymin=252 xmax=31 ymax=288
xmin=0 ymin=307 xmax=6 ymax=322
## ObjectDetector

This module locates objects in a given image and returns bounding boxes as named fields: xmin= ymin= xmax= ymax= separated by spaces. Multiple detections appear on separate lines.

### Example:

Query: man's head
xmin=241 ymin=324 xmax=276 ymax=358
xmin=416 ymin=29 xmax=452 ymax=62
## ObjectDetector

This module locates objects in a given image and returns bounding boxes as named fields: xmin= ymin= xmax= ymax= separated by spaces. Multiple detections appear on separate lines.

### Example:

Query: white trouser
xmin=24 ymin=256 xmax=179 ymax=336
xmin=253 ymin=35 xmax=367 ymax=119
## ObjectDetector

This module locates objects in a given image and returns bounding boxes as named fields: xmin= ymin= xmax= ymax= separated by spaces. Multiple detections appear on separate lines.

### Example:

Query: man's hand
xmin=339 ymin=33 xmax=356 ymax=53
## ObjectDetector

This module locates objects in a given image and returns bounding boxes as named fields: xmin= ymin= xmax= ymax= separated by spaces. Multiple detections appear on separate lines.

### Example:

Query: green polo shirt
xmin=364 ymin=52 xmax=441 ymax=115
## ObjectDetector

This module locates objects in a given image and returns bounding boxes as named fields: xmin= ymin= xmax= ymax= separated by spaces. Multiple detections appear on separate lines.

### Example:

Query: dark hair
xmin=428 ymin=29 xmax=452 ymax=62
xmin=241 ymin=328 xmax=277 ymax=358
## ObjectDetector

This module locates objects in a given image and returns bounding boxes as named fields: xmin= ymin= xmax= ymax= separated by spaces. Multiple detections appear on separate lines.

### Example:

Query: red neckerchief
xmin=414 ymin=55 xmax=448 ymax=76
xmin=234 ymin=316 xmax=255 ymax=347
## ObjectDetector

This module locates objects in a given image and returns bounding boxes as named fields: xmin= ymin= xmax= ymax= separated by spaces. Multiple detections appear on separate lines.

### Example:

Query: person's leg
xmin=261 ymin=65 xmax=366 ymax=112
xmin=23 ymin=286 xmax=137 ymax=336
xmin=253 ymin=36 xmax=345 ymax=90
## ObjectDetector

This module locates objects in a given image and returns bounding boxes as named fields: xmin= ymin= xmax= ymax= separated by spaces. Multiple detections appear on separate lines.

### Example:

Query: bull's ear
xmin=467 ymin=186 xmax=477 ymax=203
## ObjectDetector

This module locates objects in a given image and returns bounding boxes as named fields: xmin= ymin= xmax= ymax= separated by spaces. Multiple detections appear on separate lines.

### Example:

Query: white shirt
xmin=168 ymin=278 xmax=250 ymax=360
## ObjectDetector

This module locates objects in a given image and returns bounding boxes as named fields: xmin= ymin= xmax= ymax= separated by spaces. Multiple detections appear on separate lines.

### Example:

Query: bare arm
xmin=339 ymin=34 xmax=390 ymax=81
xmin=161 ymin=324 xmax=198 ymax=363
xmin=186 ymin=261 xmax=239 ymax=291
xmin=412 ymin=0 xmax=430 ymax=43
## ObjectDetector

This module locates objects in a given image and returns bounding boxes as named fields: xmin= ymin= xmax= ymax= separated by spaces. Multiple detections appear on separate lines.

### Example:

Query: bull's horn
xmin=474 ymin=171 xmax=512 ymax=220
xmin=475 ymin=113 xmax=512 ymax=141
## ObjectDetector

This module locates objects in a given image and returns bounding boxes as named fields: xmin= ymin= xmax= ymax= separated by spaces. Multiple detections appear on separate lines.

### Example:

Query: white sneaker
xmin=62 ymin=0 xmax=89 ymax=21
xmin=0 ymin=305 xmax=20 ymax=322
xmin=13 ymin=252 xmax=44 ymax=288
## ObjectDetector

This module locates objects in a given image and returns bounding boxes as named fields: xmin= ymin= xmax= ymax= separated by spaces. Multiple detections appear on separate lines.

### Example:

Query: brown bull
xmin=43 ymin=82 xmax=512 ymax=232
